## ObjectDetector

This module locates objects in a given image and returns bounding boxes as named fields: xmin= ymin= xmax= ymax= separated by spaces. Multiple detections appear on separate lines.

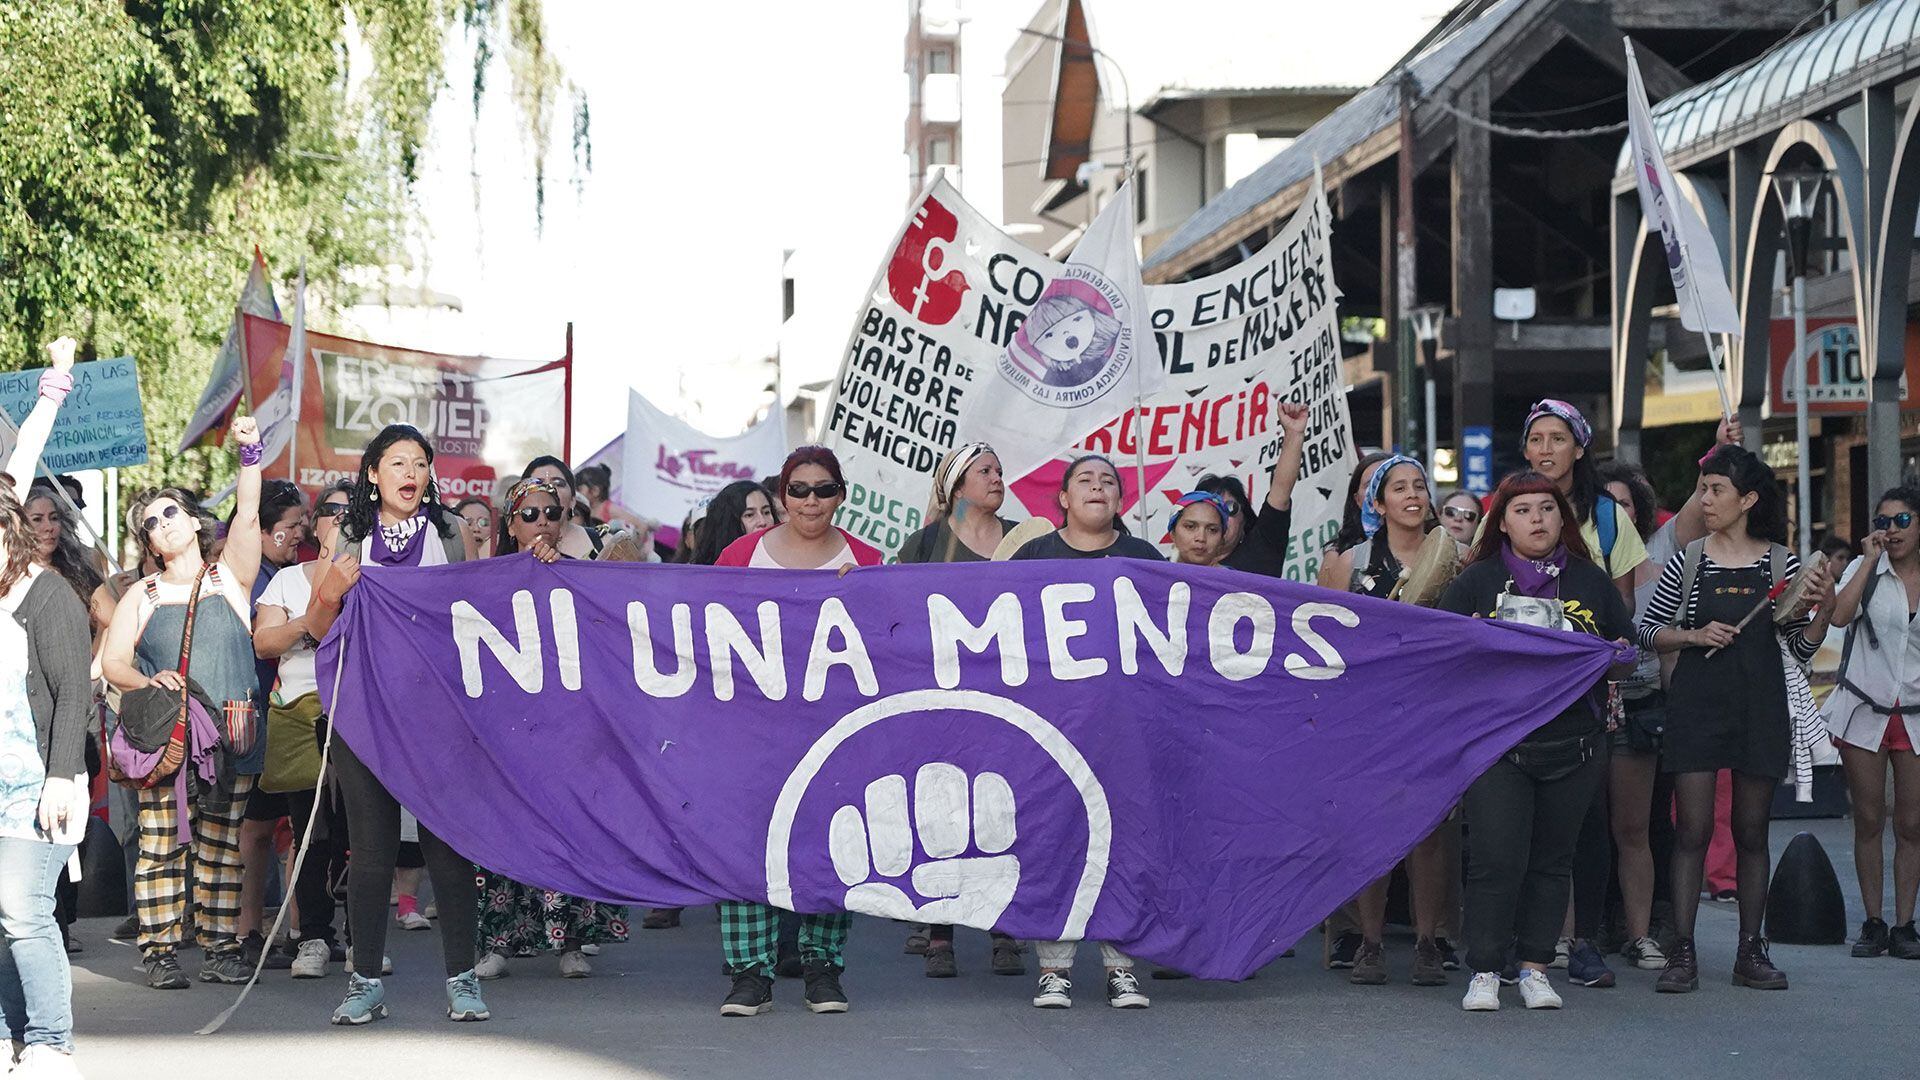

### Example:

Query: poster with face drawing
xmin=817 ymin=174 xmax=1352 ymax=581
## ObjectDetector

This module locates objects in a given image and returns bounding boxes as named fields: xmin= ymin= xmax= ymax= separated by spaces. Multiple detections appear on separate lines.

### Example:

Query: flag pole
xmin=1678 ymin=241 xmax=1736 ymax=424
xmin=288 ymin=257 xmax=306 ymax=484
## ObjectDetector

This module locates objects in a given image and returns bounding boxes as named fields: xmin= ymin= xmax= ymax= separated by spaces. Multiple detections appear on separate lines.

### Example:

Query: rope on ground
xmin=197 ymin=633 xmax=350 ymax=1036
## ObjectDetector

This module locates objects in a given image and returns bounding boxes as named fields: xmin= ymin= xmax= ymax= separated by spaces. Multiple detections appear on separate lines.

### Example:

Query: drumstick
xmin=1712 ymin=576 xmax=1797 ymax=661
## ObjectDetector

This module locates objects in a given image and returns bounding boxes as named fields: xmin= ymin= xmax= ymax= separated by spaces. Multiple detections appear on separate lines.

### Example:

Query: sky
xmin=346 ymin=0 xmax=1450 ymax=459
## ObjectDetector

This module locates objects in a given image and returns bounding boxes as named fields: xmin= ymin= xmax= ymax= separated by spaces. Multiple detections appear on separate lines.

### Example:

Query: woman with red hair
xmin=713 ymin=447 xmax=878 ymax=1020
xmin=1437 ymin=472 xmax=1636 ymax=1012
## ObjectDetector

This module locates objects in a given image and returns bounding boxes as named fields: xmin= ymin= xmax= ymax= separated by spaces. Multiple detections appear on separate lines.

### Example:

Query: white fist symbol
xmin=828 ymin=763 xmax=1019 ymax=928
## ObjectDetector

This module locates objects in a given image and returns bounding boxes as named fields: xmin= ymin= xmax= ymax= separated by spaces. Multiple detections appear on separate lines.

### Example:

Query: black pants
xmin=1463 ymin=753 xmax=1606 ymax=975
xmin=1571 ymin=760 xmax=1610 ymax=940
xmin=333 ymin=738 xmax=478 ymax=978
xmin=286 ymin=787 xmax=345 ymax=946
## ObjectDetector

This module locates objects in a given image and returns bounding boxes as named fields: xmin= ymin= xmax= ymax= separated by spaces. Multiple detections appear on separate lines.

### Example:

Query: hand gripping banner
xmin=317 ymin=557 xmax=1615 ymax=980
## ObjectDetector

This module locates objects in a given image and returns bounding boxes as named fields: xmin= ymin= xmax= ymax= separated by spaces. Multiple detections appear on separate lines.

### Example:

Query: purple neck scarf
xmin=371 ymin=513 xmax=431 ymax=566
xmin=1500 ymin=541 xmax=1569 ymax=598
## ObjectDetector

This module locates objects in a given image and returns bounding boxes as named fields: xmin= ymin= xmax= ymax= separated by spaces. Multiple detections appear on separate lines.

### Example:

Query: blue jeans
xmin=0 ymin=838 xmax=75 ymax=1051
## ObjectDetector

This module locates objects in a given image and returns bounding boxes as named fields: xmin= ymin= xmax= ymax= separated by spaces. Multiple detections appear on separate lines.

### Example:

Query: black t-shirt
xmin=1011 ymin=531 xmax=1166 ymax=562
xmin=1436 ymin=555 xmax=1633 ymax=742
xmin=1220 ymin=501 xmax=1293 ymax=578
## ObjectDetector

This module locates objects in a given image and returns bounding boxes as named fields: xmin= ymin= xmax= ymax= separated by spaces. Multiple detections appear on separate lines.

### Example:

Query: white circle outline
xmin=764 ymin=688 xmax=1110 ymax=941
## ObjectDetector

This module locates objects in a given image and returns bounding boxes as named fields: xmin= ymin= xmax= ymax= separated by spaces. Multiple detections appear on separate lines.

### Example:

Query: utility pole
xmin=1395 ymin=72 xmax=1418 ymax=455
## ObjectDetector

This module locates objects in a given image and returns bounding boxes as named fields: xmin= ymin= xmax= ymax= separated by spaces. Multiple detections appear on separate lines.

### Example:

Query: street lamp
xmin=1769 ymin=166 xmax=1827 ymax=556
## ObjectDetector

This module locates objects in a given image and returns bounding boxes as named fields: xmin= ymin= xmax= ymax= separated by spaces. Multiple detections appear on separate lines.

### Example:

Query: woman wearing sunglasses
xmin=471 ymin=479 xmax=628 ymax=981
xmin=99 ymin=414 xmax=267 ymax=992
xmin=1825 ymin=487 xmax=1920 ymax=960
xmin=0 ymin=339 xmax=93 ymax=1074
xmin=252 ymin=480 xmax=355 ymax=979
xmin=522 ymin=455 xmax=608 ymax=561
xmin=324 ymin=423 xmax=487 ymax=1026
xmin=712 ymin=447 xmax=878 ymax=1019
xmin=1439 ymin=491 xmax=1483 ymax=546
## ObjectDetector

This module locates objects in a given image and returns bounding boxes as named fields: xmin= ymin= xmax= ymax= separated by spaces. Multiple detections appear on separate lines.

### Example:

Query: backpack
xmin=1833 ymin=558 xmax=1896 ymax=715
xmin=1594 ymin=493 xmax=1619 ymax=577
xmin=1666 ymin=538 xmax=1789 ymax=631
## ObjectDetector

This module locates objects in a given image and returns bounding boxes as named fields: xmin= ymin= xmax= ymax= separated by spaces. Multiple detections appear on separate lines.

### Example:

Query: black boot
xmin=1655 ymin=936 xmax=1698 ymax=994
xmin=1852 ymin=916 xmax=1890 ymax=958
xmin=1732 ymin=934 xmax=1787 ymax=990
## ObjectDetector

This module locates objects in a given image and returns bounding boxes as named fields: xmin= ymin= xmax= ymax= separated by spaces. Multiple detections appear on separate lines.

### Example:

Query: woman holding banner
xmin=472 ymin=478 xmax=629 ymax=980
xmin=1639 ymin=445 xmax=1831 ymax=994
xmin=1317 ymin=455 xmax=1453 ymax=989
xmin=1011 ymin=453 xmax=1155 ymax=1010
xmin=325 ymin=424 xmax=488 ymax=1026
xmin=1439 ymin=471 xmax=1637 ymax=1011
xmin=714 ymin=447 xmax=878 ymax=1018
xmin=0 ymin=339 xmax=92 ymax=1074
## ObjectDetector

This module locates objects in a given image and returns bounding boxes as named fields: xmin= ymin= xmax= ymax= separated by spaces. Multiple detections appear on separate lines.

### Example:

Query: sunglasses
xmin=315 ymin=502 xmax=349 ymax=519
xmin=786 ymin=481 xmax=845 ymax=501
xmin=1441 ymin=505 xmax=1481 ymax=523
xmin=516 ymin=505 xmax=566 ymax=523
xmin=1874 ymin=512 xmax=1916 ymax=532
xmin=141 ymin=504 xmax=183 ymax=535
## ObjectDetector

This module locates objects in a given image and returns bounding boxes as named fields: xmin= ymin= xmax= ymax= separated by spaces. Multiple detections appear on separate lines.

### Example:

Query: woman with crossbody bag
xmin=99 ymin=416 xmax=267 ymax=992
xmin=1824 ymin=485 xmax=1920 ymax=960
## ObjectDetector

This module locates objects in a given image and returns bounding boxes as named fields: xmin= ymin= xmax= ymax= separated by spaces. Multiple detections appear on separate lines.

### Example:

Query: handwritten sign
xmin=0 ymin=357 xmax=149 ymax=472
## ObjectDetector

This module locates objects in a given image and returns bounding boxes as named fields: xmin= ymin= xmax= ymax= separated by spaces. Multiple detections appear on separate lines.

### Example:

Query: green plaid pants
xmin=718 ymin=901 xmax=849 ymax=975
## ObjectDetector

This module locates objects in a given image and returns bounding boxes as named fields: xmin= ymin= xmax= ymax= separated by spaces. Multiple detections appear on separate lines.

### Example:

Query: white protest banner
xmin=620 ymin=390 xmax=786 ymax=545
xmin=819 ymin=175 xmax=1353 ymax=580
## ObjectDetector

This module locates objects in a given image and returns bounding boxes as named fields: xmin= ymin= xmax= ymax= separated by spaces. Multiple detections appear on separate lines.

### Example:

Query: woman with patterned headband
xmin=896 ymin=442 xmax=1018 ymax=566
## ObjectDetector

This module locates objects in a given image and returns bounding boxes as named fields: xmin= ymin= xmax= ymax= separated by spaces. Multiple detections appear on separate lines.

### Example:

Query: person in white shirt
xmin=1825 ymin=485 xmax=1920 ymax=960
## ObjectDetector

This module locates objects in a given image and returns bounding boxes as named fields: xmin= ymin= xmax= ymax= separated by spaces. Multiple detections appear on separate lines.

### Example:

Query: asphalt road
xmin=61 ymin=815 xmax=1919 ymax=1079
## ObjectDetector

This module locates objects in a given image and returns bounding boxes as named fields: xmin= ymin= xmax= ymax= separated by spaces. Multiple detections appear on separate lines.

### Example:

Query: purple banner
xmin=317 ymin=556 xmax=1614 ymax=979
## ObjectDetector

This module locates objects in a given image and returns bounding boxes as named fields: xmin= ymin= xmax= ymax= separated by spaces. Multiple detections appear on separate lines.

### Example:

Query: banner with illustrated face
xmin=318 ymin=556 xmax=1616 ymax=980
xmin=240 ymin=315 xmax=570 ymax=505
xmin=620 ymin=389 xmax=787 ymax=546
xmin=817 ymin=176 xmax=1353 ymax=581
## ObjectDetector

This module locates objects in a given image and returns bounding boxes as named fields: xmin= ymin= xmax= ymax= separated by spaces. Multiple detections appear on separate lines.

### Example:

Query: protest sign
xmin=0 ymin=357 xmax=149 ymax=471
xmin=319 ymin=556 xmax=1614 ymax=980
xmin=181 ymin=247 xmax=278 ymax=451
xmin=240 ymin=315 xmax=570 ymax=504
xmin=818 ymin=175 xmax=1352 ymax=578
xmin=619 ymin=390 xmax=786 ymax=545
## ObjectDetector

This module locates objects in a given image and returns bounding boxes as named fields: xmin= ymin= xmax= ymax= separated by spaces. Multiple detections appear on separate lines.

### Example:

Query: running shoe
xmin=559 ymin=950 xmax=592 ymax=978
xmin=1622 ymin=936 xmax=1667 ymax=970
xmin=1032 ymin=971 xmax=1071 ymax=1008
xmin=144 ymin=951 xmax=189 ymax=991
xmin=199 ymin=950 xmax=252 ymax=984
xmin=1566 ymin=939 xmax=1615 ymax=987
xmin=16 ymin=1043 xmax=84 ymax=1078
xmin=1327 ymin=930 xmax=1362 ymax=968
xmin=446 ymin=969 xmax=491 ymax=1021
xmin=474 ymin=951 xmax=510 ymax=980
xmin=1461 ymin=972 xmax=1500 ymax=1011
xmin=1551 ymin=937 xmax=1571 ymax=968
xmin=1106 ymin=969 xmax=1150 ymax=1009
xmin=903 ymin=925 xmax=930 ymax=955
xmin=397 ymin=911 xmax=431 ymax=932
xmin=1852 ymin=916 xmax=1891 ymax=958
xmin=1516 ymin=969 xmax=1562 ymax=1009
xmin=991 ymin=936 xmax=1026 ymax=976
xmin=1891 ymin=921 xmax=1920 ymax=960
xmin=1348 ymin=940 xmax=1387 ymax=985
xmin=923 ymin=945 xmax=956 ymax=978
xmin=291 ymin=938 xmax=330 ymax=979
xmin=720 ymin=972 xmax=773 ymax=1016
xmin=330 ymin=974 xmax=388 ymax=1026
xmin=1433 ymin=936 xmax=1461 ymax=970
xmin=1410 ymin=937 xmax=1448 ymax=986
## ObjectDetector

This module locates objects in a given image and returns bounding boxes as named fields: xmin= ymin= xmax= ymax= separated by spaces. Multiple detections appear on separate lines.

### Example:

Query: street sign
xmin=1462 ymin=425 xmax=1493 ymax=494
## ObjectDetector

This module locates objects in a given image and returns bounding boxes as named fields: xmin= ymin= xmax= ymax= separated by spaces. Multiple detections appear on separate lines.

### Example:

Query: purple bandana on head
xmin=1523 ymin=399 xmax=1592 ymax=448
xmin=1500 ymin=541 xmax=1570 ymax=598
xmin=371 ymin=513 xmax=431 ymax=566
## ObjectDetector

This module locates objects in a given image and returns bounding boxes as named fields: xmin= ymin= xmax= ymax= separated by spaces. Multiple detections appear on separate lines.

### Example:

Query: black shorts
xmin=243 ymin=784 xmax=290 ymax=822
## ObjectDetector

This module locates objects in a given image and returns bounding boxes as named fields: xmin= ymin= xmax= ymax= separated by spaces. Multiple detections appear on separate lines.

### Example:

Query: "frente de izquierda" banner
xmin=316 ymin=556 xmax=1615 ymax=980
xmin=817 ymin=175 xmax=1354 ymax=579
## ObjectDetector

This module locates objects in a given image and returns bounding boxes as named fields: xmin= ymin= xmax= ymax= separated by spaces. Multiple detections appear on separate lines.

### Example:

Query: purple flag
xmin=317 ymin=557 xmax=1614 ymax=980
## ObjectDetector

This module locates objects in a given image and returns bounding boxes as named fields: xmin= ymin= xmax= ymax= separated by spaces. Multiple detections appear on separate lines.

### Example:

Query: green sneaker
xmin=330 ymin=973 xmax=388 ymax=1026
xmin=446 ymin=969 xmax=491 ymax=1021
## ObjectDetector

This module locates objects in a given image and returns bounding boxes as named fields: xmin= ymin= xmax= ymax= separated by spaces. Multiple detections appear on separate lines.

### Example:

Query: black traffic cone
xmin=1765 ymin=831 xmax=1847 ymax=945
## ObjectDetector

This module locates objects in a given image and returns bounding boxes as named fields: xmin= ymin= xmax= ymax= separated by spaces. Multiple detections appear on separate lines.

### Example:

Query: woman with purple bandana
xmin=1519 ymin=399 xmax=1647 ymax=605
xmin=325 ymin=424 xmax=489 ymax=1027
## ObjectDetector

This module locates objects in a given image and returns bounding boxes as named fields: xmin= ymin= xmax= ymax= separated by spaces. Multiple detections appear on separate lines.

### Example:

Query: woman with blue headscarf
xmin=1315 ymin=454 xmax=1453 ymax=989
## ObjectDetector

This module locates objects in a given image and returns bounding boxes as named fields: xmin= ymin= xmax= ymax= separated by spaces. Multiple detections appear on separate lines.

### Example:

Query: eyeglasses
xmin=141 ymin=504 xmax=182 ymax=535
xmin=786 ymin=481 xmax=845 ymax=501
xmin=516 ymin=506 xmax=566 ymax=523
xmin=1874 ymin=512 xmax=1916 ymax=532
xmin=315 ymin=503 xmax=349 ymax=519
xmin=1441 ymin=505 xmax=1481 ymax=524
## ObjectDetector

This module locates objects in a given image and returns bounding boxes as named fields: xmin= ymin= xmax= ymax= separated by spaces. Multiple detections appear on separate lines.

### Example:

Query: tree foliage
xmin=0 ymin=1 xmax=585 ymax=500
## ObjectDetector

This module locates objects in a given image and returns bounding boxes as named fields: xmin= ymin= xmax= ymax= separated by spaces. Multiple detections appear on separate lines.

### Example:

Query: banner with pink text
xmin=620 ymin=389 xmax=787 ymax=545
xmin=816 ymin=173 xmax=1353 ymax=580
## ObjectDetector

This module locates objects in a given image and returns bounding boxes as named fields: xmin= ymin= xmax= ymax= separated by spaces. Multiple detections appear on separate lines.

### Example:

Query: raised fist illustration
xmin=828 ymin=763 xmax=1019 ymax=928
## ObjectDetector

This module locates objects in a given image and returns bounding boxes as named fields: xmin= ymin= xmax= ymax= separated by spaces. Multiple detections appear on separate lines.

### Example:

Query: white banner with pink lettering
xmin=620 ymin=390 xmax=786 ymax=543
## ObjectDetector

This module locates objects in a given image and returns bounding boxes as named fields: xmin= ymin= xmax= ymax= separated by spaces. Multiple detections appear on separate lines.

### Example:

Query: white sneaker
xmin=1623 ymin=936 xmax=1667 ymax=970
xmin=397 ymin=912 xmax=431 ymax=932
xmin=1550 ymin=937 xmax=1571 ymax=968
xmin=474 ymin=951 xmax=510 ymax=980
xmin=424 ymin=902 xmax=438 ymax=919
xmin=1461 ymin=972 xmax=1501 ymax=1011
xmin=1032 ymin=971 xmax=1071 ymax=1008
xmin=290 ymin=939 xmax=330 ymax=979
xmin=579 ymin=943 xmax=601 ymax=956
xmin=558 ymin=950 xmax=592 ymax=979
xmin=15 ymin=1043 xmax=84 ymax=1079
xmin=1516 ymin=969 xmax=1563 ymax=1009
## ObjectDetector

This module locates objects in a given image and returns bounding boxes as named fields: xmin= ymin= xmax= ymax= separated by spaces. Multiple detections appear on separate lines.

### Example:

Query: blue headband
xmin=1360 ymin=455 xmax=1426 ymax=538
xmin=1168 ymin=490 xmax=1235 ymax=534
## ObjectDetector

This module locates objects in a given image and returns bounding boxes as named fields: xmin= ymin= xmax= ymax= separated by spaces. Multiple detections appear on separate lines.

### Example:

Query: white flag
xmin=254 ymin=261 xmax=305 ymax=468
xmin=1625 ymin=41 xmax=1741 ymax=336
xmin=955 ymin=181 xmax=1162 ymax=480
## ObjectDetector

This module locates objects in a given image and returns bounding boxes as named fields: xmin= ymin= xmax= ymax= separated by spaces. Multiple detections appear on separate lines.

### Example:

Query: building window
xmin=928 ymin=135 xmax=954 ymax=165
xmin=927 ymin=47 xmax=953 ymax=74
